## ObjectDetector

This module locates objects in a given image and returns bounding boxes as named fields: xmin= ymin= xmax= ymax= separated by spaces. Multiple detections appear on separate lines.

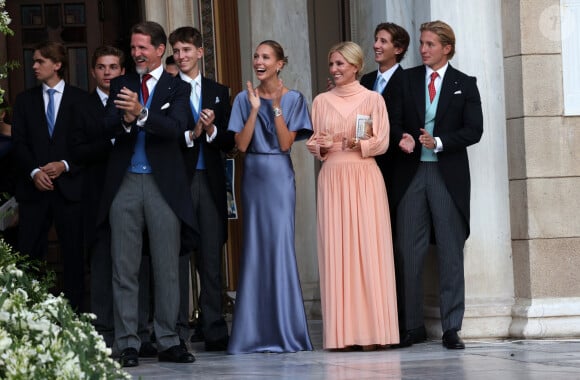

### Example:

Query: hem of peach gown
xmin=323 ymin=340 xmax=400 ymax=351
xmin=326 ymin=344 xmax=396 ymax=352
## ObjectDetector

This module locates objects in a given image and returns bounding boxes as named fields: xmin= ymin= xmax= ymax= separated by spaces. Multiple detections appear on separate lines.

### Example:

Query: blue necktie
xmin=46 ymin=88 xmax=56 ymax=136
xmin=374 ymin=75 xmax=386 ymax=94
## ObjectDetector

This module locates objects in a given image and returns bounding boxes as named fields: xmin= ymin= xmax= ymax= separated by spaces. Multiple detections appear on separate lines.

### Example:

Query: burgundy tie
xmin=141 ymin=74 xmax=152 ymax=103
xmin=428 ymin=71 xmax=438 ymax=103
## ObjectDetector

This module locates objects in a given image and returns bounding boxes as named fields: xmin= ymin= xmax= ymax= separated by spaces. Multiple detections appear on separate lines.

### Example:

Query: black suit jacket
xmin=361 ymin=66 xmax=404 ymax=203
xmin=390 ymin=64 xmax=483 ymax=237
xmin=182 ymin=76 xmax=235 ymax=242
xmin=12 ymin=84 xmax=87 ymax=202
xmin=70 ymin=91 xmax=112 ymax=245
xmin=98 ymin=71 xmax=196 ymax=237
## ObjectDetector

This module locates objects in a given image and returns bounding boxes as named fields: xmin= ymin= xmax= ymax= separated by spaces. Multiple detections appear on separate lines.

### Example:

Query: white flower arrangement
xmin=0 ymin=239 xmax=130 ymax=379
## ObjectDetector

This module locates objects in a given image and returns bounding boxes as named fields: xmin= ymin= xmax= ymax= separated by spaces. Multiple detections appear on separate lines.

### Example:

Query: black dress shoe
xmin=205 ymin=336 xmax=229 ymax=351
xmin=139 ymin=341 xmax=158 ymax=357
xmin=158 ymin=344 xmax=196 ymax=363
xmin=442 ymin=329 xmax=465 ymax=349
xmin=119 ymin=347 xmax=139 ymax=367
xmin=392 ymin=326 xmax=427 ymax=348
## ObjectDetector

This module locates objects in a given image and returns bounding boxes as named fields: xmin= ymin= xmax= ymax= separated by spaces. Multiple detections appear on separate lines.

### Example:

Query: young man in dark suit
xmin=99 ymin=21 xmax=196 ymax=367
xmin=11 ymin=41 xmax=87 ymax=311
xmin=169 ymin=26 xmax=235 ymax=352
xmin=70 ymin=45 xmax=124 ymax=348
xmin=360 ymin=22 xmax=410 ymax=336
xmin=390 ymin=20 xmax=483 ymax=349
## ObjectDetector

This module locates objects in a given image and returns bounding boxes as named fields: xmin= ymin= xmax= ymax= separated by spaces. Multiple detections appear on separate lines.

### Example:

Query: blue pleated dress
xmin=227 ymin=89 xmax=313 ymax=354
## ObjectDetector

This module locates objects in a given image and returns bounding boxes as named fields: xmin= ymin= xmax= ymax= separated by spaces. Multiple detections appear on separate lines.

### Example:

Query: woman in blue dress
xmin=227 ymin=40 xmax=313 ymax=354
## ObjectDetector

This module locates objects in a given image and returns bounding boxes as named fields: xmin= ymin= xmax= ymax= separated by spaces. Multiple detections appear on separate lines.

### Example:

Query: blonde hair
xmin=328 ymin=41 xmax=364 ymax=79
xmin=420 ymin=20 xmax=456 ymax=59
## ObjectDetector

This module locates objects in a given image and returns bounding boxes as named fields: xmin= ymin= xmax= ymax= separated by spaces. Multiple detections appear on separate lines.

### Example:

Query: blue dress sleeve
xmin=284 ymin=91 xmax=313 ymax=141
xmin=228 ymin=91 xmax=248 ymax=133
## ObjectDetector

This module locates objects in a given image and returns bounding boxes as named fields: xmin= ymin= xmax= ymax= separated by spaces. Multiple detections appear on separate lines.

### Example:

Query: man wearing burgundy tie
xmin=169 ymin=26 xmax=234 ymax=352
xmin=98 ymin=21 xmax=196 ymax=367
xmin=389 ymin=21 xmax=483 ymax=349
xmin=11 ymin=41 xmax=87 ymax=311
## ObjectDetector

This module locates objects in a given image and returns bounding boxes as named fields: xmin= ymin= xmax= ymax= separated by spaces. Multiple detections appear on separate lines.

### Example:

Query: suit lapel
xmin=361 ymin=70 xmax=377 ymax=91
xmin=384 ymin=66 xmax=402 ymax=95
xmin=435 ymin=65 xmax=458 ymax=124
xmin=150 ymin=71 xmax=171 ymax=111
xmin=412 ymin=67 xmax=426 ymax=125
xmin=88 ymin=91 xmax=105 ymax=120
xmin=201 ymin=77 xmax=217 ymax=109
xmin=51 ymin=85 xmax=69 ymax=138
xmin=33 ymin=87 xmax=50 ymax=136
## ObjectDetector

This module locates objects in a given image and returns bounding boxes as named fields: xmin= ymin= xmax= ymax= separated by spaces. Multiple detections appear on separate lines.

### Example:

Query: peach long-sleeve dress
xmin=307 ymin=81 xmax=399 ymax=349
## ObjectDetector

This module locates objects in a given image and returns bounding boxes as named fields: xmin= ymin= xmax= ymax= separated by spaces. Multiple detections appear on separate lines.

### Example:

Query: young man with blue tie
xmin=360 ymin=22 xmax=410 ymax=337
xmin=12 ymin=41 xmax=87 ymax=311
xmin=390 ymin=20 xmax=483 ymax=349
xmin=169 ymin=26 xmax=234 ymax=352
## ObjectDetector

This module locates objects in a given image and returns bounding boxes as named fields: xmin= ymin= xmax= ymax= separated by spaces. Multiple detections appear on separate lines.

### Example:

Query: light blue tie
xmin=46 ymin=88 xmax=56 ymax=136
xmin=374 ymin=75 xmax=386 ymax=94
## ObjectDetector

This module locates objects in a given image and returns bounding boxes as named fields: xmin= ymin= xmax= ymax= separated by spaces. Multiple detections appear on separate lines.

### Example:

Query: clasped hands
xmin=398 ymin=129 xmax=435 ymax=154
xmin=33 ymin=161 xmax=66 ymax=191
xmin=191 ymin=108 xmax=216 ymax=139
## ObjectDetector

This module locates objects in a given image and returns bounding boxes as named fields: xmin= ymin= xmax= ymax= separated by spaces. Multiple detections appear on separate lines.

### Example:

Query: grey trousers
xmin=90 ymin=226 xmax=152 ymax=348
xmin=396 ymin=162 xmax=467 ymax=333
xmin=110 ymin=173 xmax=181 ymax=351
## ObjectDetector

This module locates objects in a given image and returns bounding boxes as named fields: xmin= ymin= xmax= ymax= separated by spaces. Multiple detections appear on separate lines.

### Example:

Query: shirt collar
xmin=179 ymin=71 xmax=202 ymax=88
xmin=43 ymin=79 xmax=65 ymax=93
xmin=96 ymin=87 xmax=108 ymax=106
xmin=143 ymin=65 xmax=164 ymax=82
xmin=426 ymin=62 xmax=449 ymax=81
xmin=377 ymin=63 xmax=400 ymax=83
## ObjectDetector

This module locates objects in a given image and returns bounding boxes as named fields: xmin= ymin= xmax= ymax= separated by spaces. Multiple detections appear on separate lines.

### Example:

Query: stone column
xmin=143 ymin=0 xmax=197 ymax=31
xmin=237 ymin=0 xmax=320 ymax=317
xmin=349 ymin=0 xmax=515 ymax=338
xmin=503 ymin=0 xmax=580 ymax=338
xmin=142 ymin=0 xmax=198 ymax=65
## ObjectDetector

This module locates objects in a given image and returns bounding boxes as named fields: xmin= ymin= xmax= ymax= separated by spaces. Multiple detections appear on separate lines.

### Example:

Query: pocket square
xmin=215 ymin=96 xmax=220 ymax=103
xmin=453 ymin=90 xmax=462 ymax=95
xmin=160 ymin=102 xmax=170 ymax=110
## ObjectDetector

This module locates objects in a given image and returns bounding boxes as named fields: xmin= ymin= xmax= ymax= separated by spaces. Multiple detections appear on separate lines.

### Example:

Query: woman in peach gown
xmin=306 ymin=41 xmax=399 ymax=350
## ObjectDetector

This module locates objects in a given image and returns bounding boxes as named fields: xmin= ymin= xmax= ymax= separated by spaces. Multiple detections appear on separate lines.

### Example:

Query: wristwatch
xmin=273 ymin=107 xmax=282 ymax=118
xmin=138 ymin=107 xmax=148 ymax=121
